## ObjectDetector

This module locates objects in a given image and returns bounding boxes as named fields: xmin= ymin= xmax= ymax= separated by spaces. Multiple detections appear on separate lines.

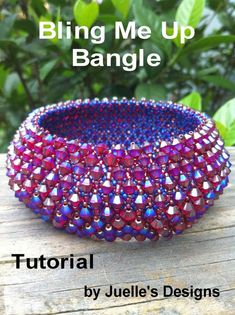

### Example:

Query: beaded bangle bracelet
xmin=6 ymin=98 xmax=231 ymax=242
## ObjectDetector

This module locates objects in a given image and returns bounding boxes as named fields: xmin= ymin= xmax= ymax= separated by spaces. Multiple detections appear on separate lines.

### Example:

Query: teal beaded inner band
xmin=6 ymin=98 xmax=231 ymax=241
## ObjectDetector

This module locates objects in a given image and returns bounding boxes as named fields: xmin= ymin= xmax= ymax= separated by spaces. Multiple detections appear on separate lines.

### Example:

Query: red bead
xmin=90 ymin=166 xmax=104 ymax=180
xmin=85 ymin=154 xmax=98 ymax=167
xmin=122 ymin=154 xmax=134 ymax=167
xmin=123 ymin=179 xmax=136 ymax=195
xmin=95 ymin=143 xmax=109 ymax=155
xmin=101 ymin=179 xmax=114 ymax=194
xmin=42 ymin=157 xmax=55 ymax=170
xmin=79 ymin=177 xmax=93 ymax=193
xmin=104 ymin=153 xmax=117 ymax=166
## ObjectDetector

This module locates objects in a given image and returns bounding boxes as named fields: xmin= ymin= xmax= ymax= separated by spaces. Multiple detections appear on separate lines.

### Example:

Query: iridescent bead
xmin=104 ymin=153 xmax=116 ymax=166
xmin=38 ymin=184 xmax=50 ymax=199
xmin=67 ymin=140 xmax=79 ymax=153
xmin=32 ymin=167 xmax=45 ymax=181
xmin=112 ymin=166 xmax=126 ymax=181
xmin=59 ymin=161 xmax=72 ymax=176
xmin=194 ymin=169 xmax=204 ymax=183
xmin=112 ymin=216 xmax=125 ymax=229
xmin=112 ymin=144 xmax=125 ymax=158
xmin=135 ymin=194 xmax=146 ymax=210
xmin=72 ymin=214 xmax=84 ymax=228
xmin=92 ymin=218 xmax=105 ymax=230
xmin=122 ymin=154 xmax=134 ymax=167
xmin=68 ymin=193 xmax=81 ymax=207
xmin=143 ymin=207 xmax=156 ymax=221
xmin=21 ymin=162 xmax=33 ymax=175
xmin=150 ymin=219 xmax=164 ymax=234
xmin=60 ymin=204 xmax=73 ymax=218
xmin=101 ymin=179 xmax=114 ymax=194
xmin=65 ymin=222 xmax=77 ymax=233
xmin=128 ymin=143 xmax=141 ymax=158
xmin=142 ymin=178 xmax=155 ymax=194
xmin=23 ymin=179 xmax=37 ymax=193
xmin=142 ymin=141 xmax=154 ymax=154
xmin=61 ymin=174 xmax=74 ymax=190
xmin=79 ymin=177 xmax=93 ymax=193
xmin=29 ymin=195 xmax=42 ymax=208
xmin=70 ymin=152 xmax=81 ymax=164
xmin=53 ymin=212 xmax=68 ymax=228
xmin=42 ymin=157 xmax=55 ymax=170
xmin=50 ymin=187 xmax=63 ymax=201
xmin=173 ymin=190 xmax=186 ymax=205
xmin=45 ymin=172 xmax=59 ymax=186
xmin=179 ymin=173 xmax=190 ymax=188
xmin=79 ymin=207 xmax=93 ymax=220
xmin=120 ymin=209 xmax=136 ymax=222
xmin=182 ymin=201 xmax=196 ymax=219
xmin=101 ymin=206 xmax=114 ymax=221
xmin=138 ymin=154 xmax=150 ymax=168
xmin=149 ymin=164 xmax=161 ymax=179
xmin=164 ymin=175 xmax=176 ymax=190
xmin=80 ymin=143 xmax=93 ymax=156
xmin=90 ymin=166 xmax=104 ymax=180
xmin=133 ymin=166 xmax=145 ymax=180
xmin=188 ymin=187 xmax=202 ymax=201
xmin=56 ymin=147 xmax=68 ymax=160
xmin=43 ymin=198 xmax=55 ymax=211
xmin=43 ymin=145 xmax=55 ymax=156
xmin=165 ymin=205 xmax=180 ymax=219
xmin=73 ymin=163 xmax=85 ymax=177
xmin=168 ymin=163 xmax=180 ymax=177
xmin=156 ymin=152 xmax=169 ymax=165
xmin=85 ymin=154 xmax=98 ymax=167
xmin=95 ymin=143 xmax=108 ymax=155
xmin=110 ymin=194 xmax=123 ymax=210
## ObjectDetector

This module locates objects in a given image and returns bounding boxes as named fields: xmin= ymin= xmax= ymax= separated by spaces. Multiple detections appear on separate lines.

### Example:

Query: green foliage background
xmin=0 ymin=0 xmax=235 ymax=152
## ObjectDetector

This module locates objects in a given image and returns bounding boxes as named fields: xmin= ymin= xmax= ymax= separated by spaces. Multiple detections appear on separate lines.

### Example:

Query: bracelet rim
xmin=23 ymin=97 xmax=214 ymax=152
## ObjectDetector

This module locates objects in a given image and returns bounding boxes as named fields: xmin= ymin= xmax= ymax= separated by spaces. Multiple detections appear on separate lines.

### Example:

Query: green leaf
xmin=214 ymin=120 xmax=235 ymax=146
xmin=0 ymin=15 xmax=17 ymax=40
xmin=176 ymin=0 xmax=205 ymax=28
xmin=179 ymin=92 xmax=202 ymax=111
xmin=181 ymin=35 xmax=235 ymax=54
xmin=200 ymin=75 xmax=235 ymax=92
xmin=208 ymin=0 xmax=225 ymax=10
xmin=213 ymin=98 xmax=235 ymax=146
xmin=111 ymin=0 xmax=131 ymax=18
xmin=74 ymin=0 xmax=99 ymax=29
xmin=99 ymin=14 xmax=118 ymax=25
xmin=196 ymin=67 xmax=217 ymax=77
xmin=133 ymin=0 xmax=161 ymax=35
xmin=135 ymin=84 xmax=167 ymax=100
xmin=40 ymin=60 xmax=57 ymax=81
xmin=31 ymin=0 xmax=47 ymax=17
xmin=166 ymin=27 xmax=183 ymax=47
xmin=0 ymin=66 xmax=8 ymax=91
xmin=213 ymin=98 xmax=235 ymax=128
xmin=4 ymin=73 xmax=21 ymax=96
xmin=100 ymin=0 xmax=115 ymax=14
xmin=143 ymin=41 xmax=166 ymax=77
xmin=133 ymin=0 xmax=171 ymax=56
xmin=224 ymin=122 xmax=235 ymax=146
xmin=14 ymin=19 xmax=37 ymax=36
xmin=214 ymin=121 xmax=227 ymax=139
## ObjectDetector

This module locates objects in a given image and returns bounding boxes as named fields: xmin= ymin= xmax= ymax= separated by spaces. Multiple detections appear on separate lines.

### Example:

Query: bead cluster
xmin=6 ymin=98 xmax=231 ymax=241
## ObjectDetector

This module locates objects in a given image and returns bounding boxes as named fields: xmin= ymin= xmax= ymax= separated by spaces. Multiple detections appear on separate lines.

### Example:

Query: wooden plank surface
xmin=0 ymin=149 xmax=234 ymax=315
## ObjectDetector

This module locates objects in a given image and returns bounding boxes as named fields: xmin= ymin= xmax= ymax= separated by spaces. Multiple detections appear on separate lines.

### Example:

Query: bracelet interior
xmin=38 ymin=101 xmax=202 ymax=146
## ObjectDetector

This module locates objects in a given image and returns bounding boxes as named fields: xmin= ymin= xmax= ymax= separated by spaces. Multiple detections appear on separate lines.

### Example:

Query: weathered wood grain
xmin=0 ymin=150 xmax=235 ymax=315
